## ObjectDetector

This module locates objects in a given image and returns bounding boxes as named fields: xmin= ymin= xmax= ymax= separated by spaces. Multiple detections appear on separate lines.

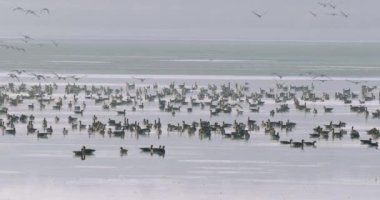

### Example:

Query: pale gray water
xmin=0 ymin=41 xmax=380 ymax=200
xmin=1 ymin=40 xmax=380 ymax=76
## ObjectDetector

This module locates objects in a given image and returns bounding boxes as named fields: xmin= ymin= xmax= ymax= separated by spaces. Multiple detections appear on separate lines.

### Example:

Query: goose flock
xmin=0 ymin=71 xmax=379 ymax=161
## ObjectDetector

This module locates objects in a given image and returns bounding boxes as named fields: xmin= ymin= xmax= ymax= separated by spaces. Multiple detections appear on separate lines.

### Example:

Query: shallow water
xmin=1 ymin=41 xmax=380 ymax=200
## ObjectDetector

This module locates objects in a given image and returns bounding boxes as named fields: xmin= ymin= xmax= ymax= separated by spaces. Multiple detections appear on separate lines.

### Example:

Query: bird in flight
xmin=251 ymin=11 xmax=267 ymax=18
xmin=346 ymin=80 xmax=366 ymax=85
xmin=132 ymin=76 xmax=150 ymax=82
xmin=31 ymin=43 xmax=45 ymax=47
xmin=12 ymin=70 xmax=26 ymax=75
xmin=53 ymin=72 xmax=67 ymax=80
xmin=340 ymin=11 xmax=349 ymax=18
xmin=13 ymin=7 xmax=25 ymax=12
xmin=0 ymin=44 xmax=10 ymax=49
xmin=41 ymin=8 xmax=50 ymax=15
xmin=51 ymin=40 xmax=59 ymax=47
xmin=69 ymin=75 xmax=86 ymax=81
xmin=25 ymin=9 xmax=38 ymax=16
xmin=327 ymin=2 xmax=336 ymax=9
xmin=313 ymin=74 xmax=331 ymax=80
xmin=0 ymin=44 xmax=25 ymax=53
xmin=29 ymin=73 xmax=46 ymax=80
xmin=8 ymin=73 xmax=20 ymax=82
xmin=21 ymin=38 xmax=29 ymax=43
xmin=21 ymin=35 xmax=33 ymax=44
xmin=272 ymin=73 xmax=283 ymax=79
xmin=327 ymin=13 xmax=338 ymax=16
xmin=318 ymin=2 xmax=328 ymax=7
xmin=309 ymin=11 xmax=317 ymax=17
xmin=23 ymin=35 xmax=32 ymax=40
xmin=316 ymin=79 xmax=331 ymax=83
xmin=15 ymin=47 xmax=26 ymax=53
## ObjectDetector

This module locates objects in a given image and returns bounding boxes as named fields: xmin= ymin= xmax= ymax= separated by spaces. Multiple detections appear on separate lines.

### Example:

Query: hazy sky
xmin=0 ymin=0 xmax=379 ymax=41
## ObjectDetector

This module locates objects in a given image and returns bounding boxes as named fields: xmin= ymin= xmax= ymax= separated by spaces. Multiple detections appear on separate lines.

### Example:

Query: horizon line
xmin=1 ymin=37 xmax=380 ymax=44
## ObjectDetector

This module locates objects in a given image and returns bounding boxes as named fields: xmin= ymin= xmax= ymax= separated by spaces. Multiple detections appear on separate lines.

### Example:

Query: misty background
xmin=0 ymin=0 xmax=379 ymax=41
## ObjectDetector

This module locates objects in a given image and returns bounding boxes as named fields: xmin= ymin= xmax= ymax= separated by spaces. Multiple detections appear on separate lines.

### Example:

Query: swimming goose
xmin=324 ymin=106 xmax=333 ymax=113
xmin=153 ymin=145 xmax=166 ymax=155
xmin=291 ymin=140 xmax=304 ymax=148
xmin=140 ymin=145 xmax=153 ymax=152
xmin=280 ymin=139 xmax=292 ymax=145
xmin=368 ymin=141 xmax=378 ymax=148
xmin=360 ymin=138 xmax=372 ymax=145
xmin=120 ymin=147 xmax=128 ymax=154
xmin=304 ymin=141 xmax=317 ymax=147
xmin=117 ymin=109 xmax=126 ymax=115
xmin=73 ymin=146 xmax=95 ymax=156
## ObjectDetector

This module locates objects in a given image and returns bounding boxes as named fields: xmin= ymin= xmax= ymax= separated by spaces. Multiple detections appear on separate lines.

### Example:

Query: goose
xmin=350 ymin=126 xmax=360 ymax=139
xmin=74 ymin=109 xmax=84 ymax=115
xmin=138 ymin=103 xmax=144 ymax=109
xmin=340 ymin=11 xmax=349 ymax=18
xmin=318 ymin=2 xmax=328 ymax=7
xmin=25 ymin=10 xmax=38 ymax=16
xmin=120 ymin=147 xmax=128 ymax=154
xmin=13 ymin=7 xmax=25 ymax=12
xmin=69 ymin=75 xmax=86 ymax=81
xmin=291 ymin=140 xmax=304 ymax=148
xmin=368 ymin=142 xmax=378 ymax=148
xmin=40 ymin=8 xmax=50 ymax=15
xmin=309 ymin=11 xmax=317 ymax=17
xmin=324 ymin=106 xmax=333 ymax=113
xmin=51 ymin=40 xmax=59 ymax=47
xmin=37 ymin=131 xmax=48 ymax=139
xmin=140 ymin=145 xmax=153 ymax=152
xmin=280 ymin=139 xmax=292 ymax=145
xmin=79 ymin=121 xmax=87 ymax=129
xmin=360 ymin=138 xmax=372 ymax=145
xmin=117 ymin=109 xmax=126 ymax=115
xmin=8 ymin=73 xmax=21 ymax=82
xmin=271 ymin=132 xmax=280 ymax=140
xmin=153 ymin=145 xmax=165 ymax=155
xmin=63 ymin=128 xmax=68 ymax=135
xmin=73 ymin=146 xmax=95 ymax=156
xmin=309 ymin=133 xmax=320 ymax=138
xmin=5 ymin=128 xmax=16 ymax=135
xmin=272 ymin=72 xmax=282 ymax=79
xmin=251 ymin=11 xmax=267 ymax=18
xmin=304 ymin=141 xmax=317 ymax=147
xmin=132 ymin=76 xmax=150 ymax=82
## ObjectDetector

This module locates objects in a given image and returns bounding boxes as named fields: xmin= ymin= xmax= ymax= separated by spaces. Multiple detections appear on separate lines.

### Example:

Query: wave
xmin=2 ymin=72 xmax=380 ymax=82
xmin=48 ymin=60 xmax=112 ymax=64
xmin=2 ymin=70 xmax=380 ymax=82
xmin=0 ymin=170 xmax=22 ymax=174
xmin=72 ymin=166 xmax=117 ymax=169
xmin=178 ymin=159 xmax=281 ymax=164
xmin=299 ymin=65 xmax=380 ymax=70
xmin=159 ymin=59 xmax=275 ymax=63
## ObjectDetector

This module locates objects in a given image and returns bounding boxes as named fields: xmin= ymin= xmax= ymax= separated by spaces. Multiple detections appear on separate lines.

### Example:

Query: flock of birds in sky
xmin=7 ymin=70 xmax=85 ymax=82
xmin=1 ymin=1 xmax=351 ymax=54
xmin=6 ymin=68 xmax=366 ymax=87
xmin=12 ymin=6 xmax=50 ymax=16
xmin=272 ymin=71 xmax=368 ymax=86
xmin=0 ymin=6 xmax=56 ymax=53
xmin=252 ymin=1 xmax=350 ymax=19
xmin=7 ymin=70 xmax=151 ymax=83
